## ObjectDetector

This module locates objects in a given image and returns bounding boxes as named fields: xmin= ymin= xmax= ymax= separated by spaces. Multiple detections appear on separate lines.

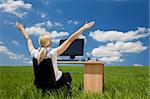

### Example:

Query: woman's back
xmin=31 ymin=47 xmax=62 ymax=82
xmin=32 ymin=58 xmax=56 ymax=90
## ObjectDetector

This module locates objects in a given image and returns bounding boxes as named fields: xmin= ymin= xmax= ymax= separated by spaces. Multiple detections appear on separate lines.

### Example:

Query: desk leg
xmin=84 ymin=63 xmax=104 ymax=93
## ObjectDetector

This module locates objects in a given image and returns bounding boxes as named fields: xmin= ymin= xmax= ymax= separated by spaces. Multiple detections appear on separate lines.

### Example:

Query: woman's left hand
xmin=82 ymin=21 xmax=95 ymax=30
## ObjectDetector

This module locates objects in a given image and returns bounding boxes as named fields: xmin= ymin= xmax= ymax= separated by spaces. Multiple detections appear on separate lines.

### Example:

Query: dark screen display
xmin=59 ymin=39 xmax=84 ymax=56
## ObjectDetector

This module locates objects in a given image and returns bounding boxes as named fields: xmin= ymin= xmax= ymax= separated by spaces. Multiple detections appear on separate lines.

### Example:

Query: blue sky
xmin=0 ymin=0 xmax=149 ymax=66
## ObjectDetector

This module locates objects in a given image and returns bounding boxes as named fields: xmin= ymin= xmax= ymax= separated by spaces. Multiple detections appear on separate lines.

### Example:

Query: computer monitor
xmin=59 ymin=39 xmax=84 ymax=59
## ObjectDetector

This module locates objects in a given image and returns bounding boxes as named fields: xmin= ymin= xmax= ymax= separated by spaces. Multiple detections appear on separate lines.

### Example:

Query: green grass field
xmin=0 ymin=66 xmax=149 ymax=99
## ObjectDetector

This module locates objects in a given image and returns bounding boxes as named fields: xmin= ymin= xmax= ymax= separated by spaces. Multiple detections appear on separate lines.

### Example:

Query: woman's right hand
xmin=16 ymin=22 xmax=24 ymax=31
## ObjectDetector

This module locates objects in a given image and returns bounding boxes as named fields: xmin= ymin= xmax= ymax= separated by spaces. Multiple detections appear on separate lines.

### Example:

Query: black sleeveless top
xmin=32 ymin=58 xmax=56 ymax=90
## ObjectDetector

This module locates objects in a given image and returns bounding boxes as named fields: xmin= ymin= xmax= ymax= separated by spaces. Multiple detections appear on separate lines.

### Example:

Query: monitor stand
xmin=70 ymin=55 xmax=75 ymax=59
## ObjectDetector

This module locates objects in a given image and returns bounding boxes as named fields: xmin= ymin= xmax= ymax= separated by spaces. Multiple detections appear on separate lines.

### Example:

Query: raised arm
xmin=16 ymin=22 xmax=35 ymax=53
xmin=57 ymin=21 xmax=95 ymax=56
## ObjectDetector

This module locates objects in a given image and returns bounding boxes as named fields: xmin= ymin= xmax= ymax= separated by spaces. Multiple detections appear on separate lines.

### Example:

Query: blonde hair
xmin=37 ymin=34 xmax=51 ymax=65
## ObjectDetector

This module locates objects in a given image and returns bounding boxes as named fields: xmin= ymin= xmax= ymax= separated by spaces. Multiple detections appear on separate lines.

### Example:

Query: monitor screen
xmin=59 ymin=39 xmax=84 ymax=58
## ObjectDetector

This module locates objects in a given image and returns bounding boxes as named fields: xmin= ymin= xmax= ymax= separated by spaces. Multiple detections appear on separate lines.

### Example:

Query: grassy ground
xmin=0 ymin=66 xmax=149 ymax=99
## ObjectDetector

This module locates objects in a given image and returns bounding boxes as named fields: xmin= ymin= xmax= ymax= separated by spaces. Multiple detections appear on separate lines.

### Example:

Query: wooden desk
xmin=58 ymin=61 xmax=104 ymax=93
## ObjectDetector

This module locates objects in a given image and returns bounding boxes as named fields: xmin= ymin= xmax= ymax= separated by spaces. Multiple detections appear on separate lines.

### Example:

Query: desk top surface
xmin=57 ymin=60 xmax=104 ymax=65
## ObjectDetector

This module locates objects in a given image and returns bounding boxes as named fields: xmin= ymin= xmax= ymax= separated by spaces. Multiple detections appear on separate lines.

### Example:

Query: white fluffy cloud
xmin=26 ymin=26 xmax=48 ymax=36
xmin=12 ymin=40 xmax=19 ymax=46
xmin=91 ymin=41 xmax=147 ymax=63
xmin=133 ymin=64 xmax=143 ymax=66
xmin=89 ymin=27 xmax=149 ymax=64
xmin=89 ymin=27 xmax=149 ymax=42
xmin=26 ymin=26 xmax=69 ymax=38
xmin=100 ymin=41 xmax=147 ymax=53
xmin=0 ymin=0 xmax=32 ymax=17
xmin=92 ymin=48 xmax=122 ymax=57
xmin=46 ymin=20 xmax=63 ymax=28
xmin=3 ymin=21 xmax=14 ymax=25
xmin=99 ymin=56 xmax=123 ymax=63
xmin=0 ymin=44 xmax=9 ymax=53
xmin=68 ymin=20 xmax=79 ymax=25
xmin=25 ymin=23 xmax=69 ymax=43
xmin=0 ymin=41 xmax=31 ymax=64
xmin=49 ymin=30 xmax=69 ymax=38
xmin=36 ymin=10 xmax=48 ymax=18
xmin=50 ymin=31 xmax=69 ymax=43
xmin=33 ymin=20 xmax=63 ymax=29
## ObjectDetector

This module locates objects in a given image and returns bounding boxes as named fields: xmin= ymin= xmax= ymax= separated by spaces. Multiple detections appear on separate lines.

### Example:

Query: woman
xmin=16 ymin=21 xmax=95 ymax=91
